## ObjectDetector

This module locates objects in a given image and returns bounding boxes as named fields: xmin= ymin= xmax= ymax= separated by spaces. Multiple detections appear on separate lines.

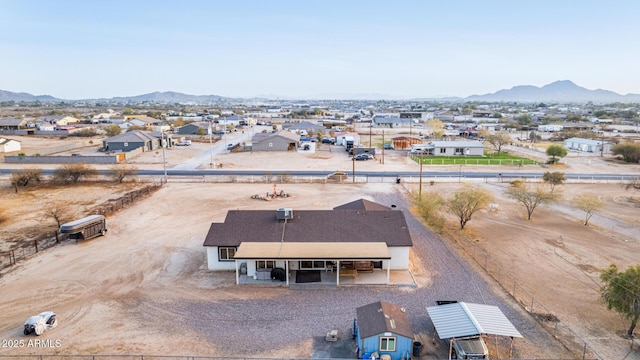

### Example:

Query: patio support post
xmin=285 ymin=260 xmax=289 ymax=285
xmin=235 ymin=260 xmax=240 ymax=285
xmin=386 ymin=260 xmax=391 ymax=285
xmin=336 ymin=260 xmax=340 ymax=286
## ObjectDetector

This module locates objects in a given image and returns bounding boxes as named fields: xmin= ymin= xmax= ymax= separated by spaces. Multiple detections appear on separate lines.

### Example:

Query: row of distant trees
xmin=9 ymin=164 xmax=138 ymax=192
xmin=415 ymin=177 xmax=639 ymax=338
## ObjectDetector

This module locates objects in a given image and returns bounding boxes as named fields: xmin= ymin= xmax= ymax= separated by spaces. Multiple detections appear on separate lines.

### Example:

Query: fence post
xmin=530 ymin=297 xmax=534 ymax=313
xmin=34 ymin=239 xmax=38 ymax=253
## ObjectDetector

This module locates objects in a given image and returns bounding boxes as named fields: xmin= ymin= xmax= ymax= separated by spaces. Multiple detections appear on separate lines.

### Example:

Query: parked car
xmin=326 ymin=171 xmax=348 ymax=180
xmin=383 ymin=143 xmax=394 ymax=150
xmin=451 ymin=336 xmax=488 ymax=359
xmin=175 ymin=140 xmax=191 ymax=146
xmin=321 ymin=138 xmax=335 ymax=144
xmin=24 ymin=311 xmax=57 ymax=336
xmin=353 ymin=153 xmax=373 ymax=161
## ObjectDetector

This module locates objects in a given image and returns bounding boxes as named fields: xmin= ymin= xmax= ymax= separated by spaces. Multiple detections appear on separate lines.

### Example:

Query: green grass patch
xmin=411 ymin=152 xmax=537 ymax=165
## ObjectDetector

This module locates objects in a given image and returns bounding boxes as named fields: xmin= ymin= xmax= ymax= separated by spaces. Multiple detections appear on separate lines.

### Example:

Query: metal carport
xmin=426 ymin=302 xmax=522 ymax=359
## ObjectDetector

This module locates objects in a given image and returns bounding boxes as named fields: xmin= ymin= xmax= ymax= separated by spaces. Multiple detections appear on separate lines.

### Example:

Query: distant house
xmin=372 ymin=117 xmax=414 ymax=129
xmin=37 ymin=115 xmax=79 ymax=127
xmin=177 ymin=122 xmax=209 ymax=135
xmin=355 ymin=301 xmax=414 ymax=360
xmin=0 ymin=137 xmax=21 ymax=153
xmin=418 ymin=141 xmax=485 ymax=156
xmin=251 ymin=130 xmax=300 ymax=151
xmin=102 ymin=130 xmax=171 ymax=152
xmin=0 ymin=117 xmax=28 ymax=130
xmin=282 ymin=121 xmax=325 ymax=136
xmin=563 ymin=137 xmax=611 ymax=154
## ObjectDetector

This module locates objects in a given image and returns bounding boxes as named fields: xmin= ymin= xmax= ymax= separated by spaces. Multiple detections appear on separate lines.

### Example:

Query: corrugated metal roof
xmin=426 ymin=302 xmax=522 ymax=339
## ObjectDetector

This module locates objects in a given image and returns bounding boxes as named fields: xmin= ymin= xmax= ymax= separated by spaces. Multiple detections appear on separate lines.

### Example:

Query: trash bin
xmin=412 ymin=341 xmax=423 ymax=357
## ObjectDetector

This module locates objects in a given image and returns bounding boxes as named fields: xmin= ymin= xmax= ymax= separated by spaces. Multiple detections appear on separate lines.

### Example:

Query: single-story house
xmin=102 ymin=130 xmax=171 ymax=152
xmin=0 ymin=137 xmax=21 ymax=153
xmin=203 ymin=199 xmax=413 ymax=286
xmin=391 ymin=136 xmax=422 ymax=150
xmin=372 ymin=117 xmax=414 ymax=129
xmin=282 ymin=121 xmax=325 ymax=136
xmin=0 ymin=117 xmax=28 ymax=130
xmin=420 ymin=141 xmax=485 ymax=156
xmin=251 ymin=130 xmax=300 ymax=151
xmin=355 ymin=301 xmax=414 ymax=360
xmin=563 ymin=137 xmax=611 ymax=154
xmin=176 ymin=122 xmax=210 ymax=135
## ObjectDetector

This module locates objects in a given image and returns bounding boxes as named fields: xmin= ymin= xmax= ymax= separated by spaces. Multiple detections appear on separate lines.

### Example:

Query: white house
xmin=0 ymin=137 xmax=21 ymax=153
xmin=563 ymin=137 xmax=611 ymax=154
xmin=202 ymin=199 xmax=413 ymax=286
xmin=412 ymin=141 xmax=485 ymax=156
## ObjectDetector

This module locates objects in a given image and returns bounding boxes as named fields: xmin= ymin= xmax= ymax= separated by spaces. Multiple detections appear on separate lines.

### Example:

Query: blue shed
xmin=355 ymin=301 xmax=414 ymax=360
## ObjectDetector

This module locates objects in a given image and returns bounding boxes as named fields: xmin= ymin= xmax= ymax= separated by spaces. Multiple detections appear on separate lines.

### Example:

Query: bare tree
xmin=10 ymin=168 xmax=43 ymax=192
xmin=624 ymin=177 xmax=640 ymax=191
xmin=109 ymin=164 xmax=138 ymax=183
xmin=45 ymin=203 xmax=73 ymax=228
xmin=506 ymin=183 xmax=557 ymax=220
xmin=53 ymin=164 xmax=97 ymax=184
xmin=542 ymin=171 xmax=565 ymax=194
xmin=572 ymin=193 xmax=604 ymax=226
xmin=483 ymin=132 xmax=512 ymax=155
xmin=447 ymin=183 xmax=493 ymax=229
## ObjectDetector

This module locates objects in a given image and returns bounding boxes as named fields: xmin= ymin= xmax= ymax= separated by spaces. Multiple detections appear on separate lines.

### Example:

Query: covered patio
xmin=233 ymin=242 xmax=396 ymax=286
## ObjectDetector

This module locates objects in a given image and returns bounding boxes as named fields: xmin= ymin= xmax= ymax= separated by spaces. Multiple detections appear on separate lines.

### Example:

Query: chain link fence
xmin=461 ymin=240 xmax=603 ymax=360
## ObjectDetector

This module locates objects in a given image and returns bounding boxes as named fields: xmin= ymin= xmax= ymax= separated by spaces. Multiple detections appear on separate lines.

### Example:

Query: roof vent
xmin=276 ymin=208 xmax=294 ymax=220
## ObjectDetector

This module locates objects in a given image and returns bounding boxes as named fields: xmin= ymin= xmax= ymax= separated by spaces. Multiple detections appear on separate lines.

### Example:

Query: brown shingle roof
xmin=356 ymin=301 xmax=414 ymax=339
xmin=203 ymin=200 xmax=412 ymax=247
xmin=333 ymin=199 xmax=392 ymax=211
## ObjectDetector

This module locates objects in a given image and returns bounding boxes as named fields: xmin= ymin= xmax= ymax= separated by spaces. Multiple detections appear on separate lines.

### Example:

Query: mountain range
xmin=2 ymin=81 xmax=640 ymax=104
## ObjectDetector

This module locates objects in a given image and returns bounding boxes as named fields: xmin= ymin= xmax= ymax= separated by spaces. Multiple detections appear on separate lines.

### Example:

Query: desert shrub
xmin=70 ymin=128 xmax=97 ymax=137
xmin=414 ymin=192 xmax=445 ymax=232
xmin=53 ymin=163 xmax=97 ymax=183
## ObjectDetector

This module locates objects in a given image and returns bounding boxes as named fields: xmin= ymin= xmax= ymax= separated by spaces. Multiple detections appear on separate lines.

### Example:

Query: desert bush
xmin=414 ymin=192 xmax=445 ymax=232
xmin=10 ymin=168 xmax=43 ymax=191
xmin=53 ymin=163 xmax=97 ymax=183
xmin=70 ymin=128 xmax=97 ymax=137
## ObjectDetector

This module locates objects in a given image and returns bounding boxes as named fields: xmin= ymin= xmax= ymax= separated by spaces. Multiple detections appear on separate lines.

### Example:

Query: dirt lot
xmin=0 ymin=134 xmax=639 ymax=359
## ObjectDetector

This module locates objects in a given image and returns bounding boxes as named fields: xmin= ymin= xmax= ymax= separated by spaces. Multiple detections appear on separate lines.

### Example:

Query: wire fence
xmin=0 ymin=182 xmax=163 ymax=275
xmin=460 ymin=240 xmax=603 ymax=360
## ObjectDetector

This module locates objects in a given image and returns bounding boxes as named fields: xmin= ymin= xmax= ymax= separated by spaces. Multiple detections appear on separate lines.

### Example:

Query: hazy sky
xmin=1 ymin=0 xmax=639 ymax=100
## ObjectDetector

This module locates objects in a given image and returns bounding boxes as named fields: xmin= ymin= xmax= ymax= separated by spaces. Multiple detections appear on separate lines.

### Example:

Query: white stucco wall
xmin=388 ymin=247 xmax=410 ymax=270
xmin=206 ymin=247 xmax=236 ymax=270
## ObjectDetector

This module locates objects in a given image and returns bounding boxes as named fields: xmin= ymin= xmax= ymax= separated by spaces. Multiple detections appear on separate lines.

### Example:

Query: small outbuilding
xmin=0 ymin=137 xmax=21 ymax=153
xmin=391 ymin=136 xmax=422 ymax=150
xmin=355 ymin=301 xmax=414 ymax=360
xmin=563 ymin=137 xmax=611 ymax=154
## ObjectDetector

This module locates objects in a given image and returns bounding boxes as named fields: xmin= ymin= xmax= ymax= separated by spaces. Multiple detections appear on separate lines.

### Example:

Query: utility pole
xmin=419 ymin=154 xmax=423 ymax=199
xmin=352 ymin=158 xmax=355 ymax=183
xmin=381 ymin=130 xmax=385 ymax=164
xmin=161 ymin=131 xmax=167 ymax=183
xmin=208 ymin=120 xmax=214 ymax=167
